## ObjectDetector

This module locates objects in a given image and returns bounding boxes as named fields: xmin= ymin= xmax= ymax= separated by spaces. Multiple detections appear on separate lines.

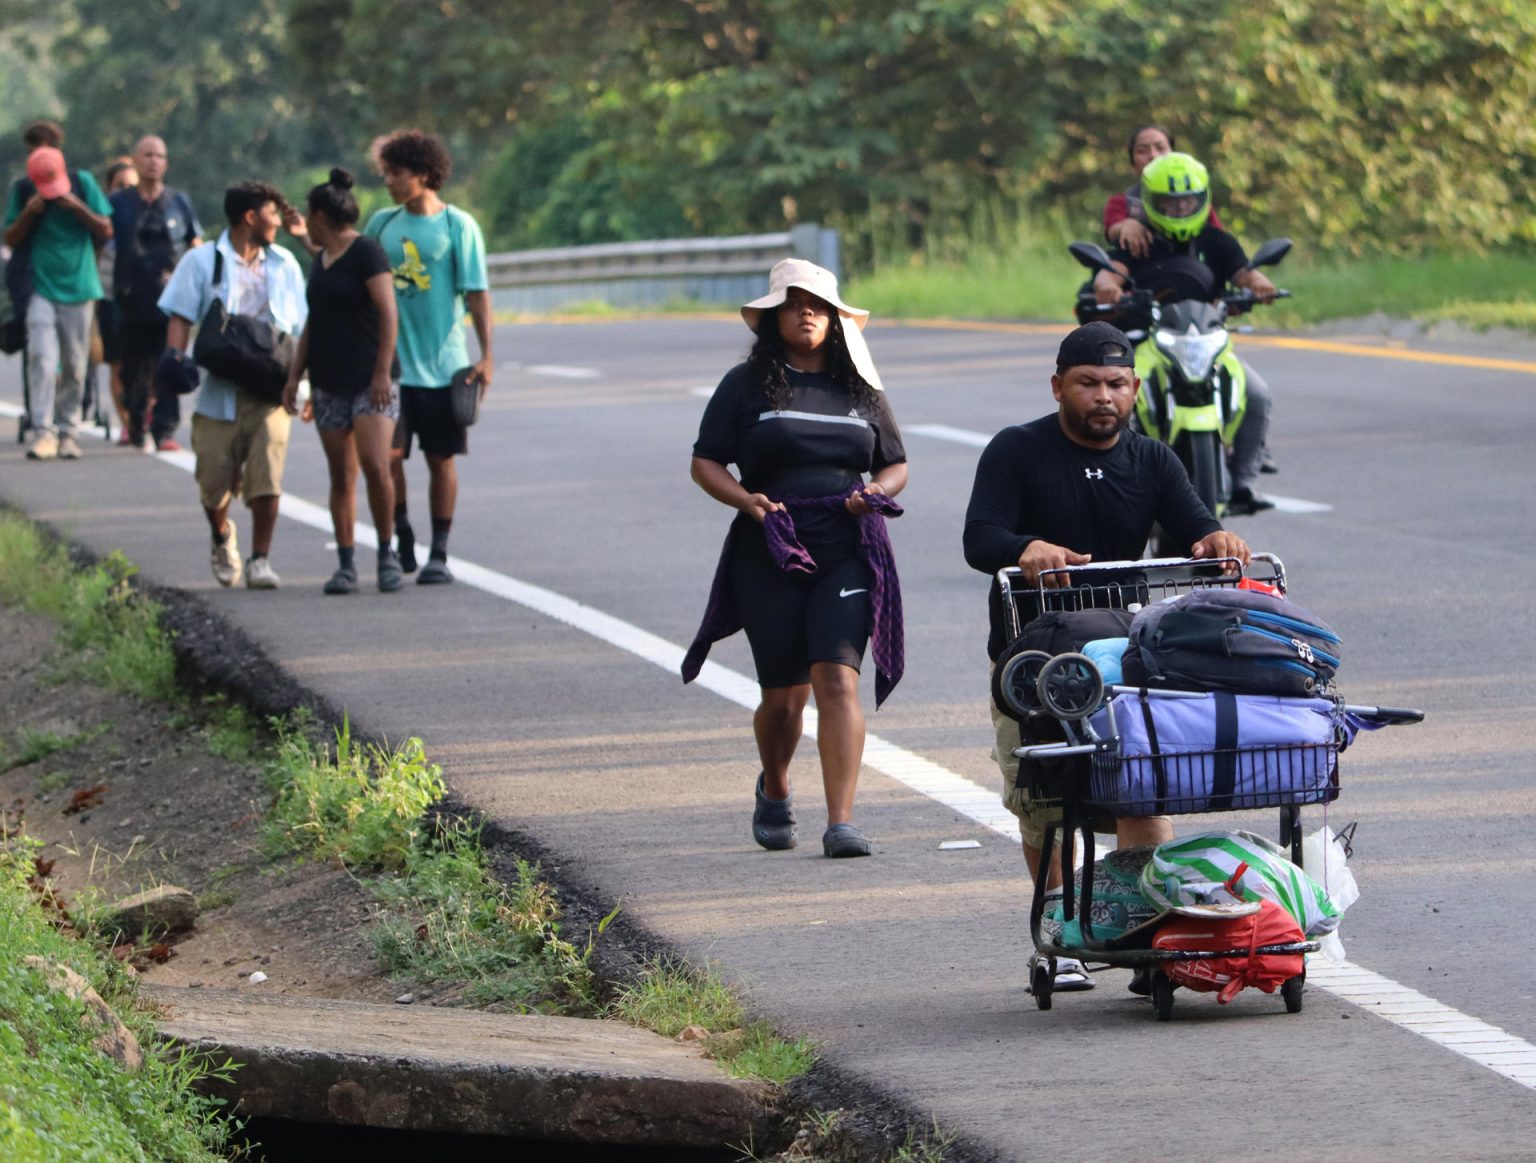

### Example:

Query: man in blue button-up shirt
xmin=159 ymin=181 xmax=307 ymax=590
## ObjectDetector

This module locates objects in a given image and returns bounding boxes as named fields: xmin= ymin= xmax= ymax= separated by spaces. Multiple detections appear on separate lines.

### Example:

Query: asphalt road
xmin=4 ymin=315 xmax=1536 ymax=1161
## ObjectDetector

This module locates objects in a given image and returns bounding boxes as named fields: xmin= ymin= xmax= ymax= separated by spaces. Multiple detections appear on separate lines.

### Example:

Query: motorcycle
xmin=1067 ymin=238 xmax=1291 ymax=544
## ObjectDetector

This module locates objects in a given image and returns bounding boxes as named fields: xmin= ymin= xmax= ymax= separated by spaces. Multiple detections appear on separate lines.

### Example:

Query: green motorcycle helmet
xmin=1141 ymin=152 xmax=1211 ymax=242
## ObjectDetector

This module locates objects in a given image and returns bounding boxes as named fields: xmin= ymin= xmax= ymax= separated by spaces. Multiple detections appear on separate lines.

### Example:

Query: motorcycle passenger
xmin=1092 ymin=151 xmax=1277 ymax=515
xmin=1103 ymin=123 xmax=1224 ymax=259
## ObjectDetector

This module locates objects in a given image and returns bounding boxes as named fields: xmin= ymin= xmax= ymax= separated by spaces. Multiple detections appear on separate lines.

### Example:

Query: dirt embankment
xmin=1 ymin=601 xmax=393 ymax=1002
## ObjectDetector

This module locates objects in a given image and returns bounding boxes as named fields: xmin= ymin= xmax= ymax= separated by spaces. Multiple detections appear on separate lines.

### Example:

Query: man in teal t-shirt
xmin=364 ymin=129 xmax=492 ymax=586
xmin=3 ymin=121 xmax=114 ymax=460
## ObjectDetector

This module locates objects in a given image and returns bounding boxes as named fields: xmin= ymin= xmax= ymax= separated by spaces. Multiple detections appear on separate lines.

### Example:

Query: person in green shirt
xmin=363 ymin=130 xmax=492 ymax=586
xmin=3 ymin=120 xmax=114 ymax=461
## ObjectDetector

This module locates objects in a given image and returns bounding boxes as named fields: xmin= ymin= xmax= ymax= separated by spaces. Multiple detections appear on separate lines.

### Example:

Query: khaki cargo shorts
xmin=988 ymin=659 xmax=1166 ymax=849
xmin=191 ymin=394 xmax=291 ymax=510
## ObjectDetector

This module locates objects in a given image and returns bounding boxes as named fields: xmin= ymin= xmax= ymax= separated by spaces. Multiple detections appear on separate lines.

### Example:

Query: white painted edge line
xmin=1306 ymin=959 xmax=1536 ymax=1086
xmin=905 ymin=422 xmax=1334 ymax=514
xmin=526 ymin=364 xmax=601 ymax=379
xmin=12 ymin=399 xmax=1536 ymax=1094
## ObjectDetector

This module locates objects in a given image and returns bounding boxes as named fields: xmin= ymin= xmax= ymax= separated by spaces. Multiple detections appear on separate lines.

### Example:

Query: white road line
xmin=526 ymin=364 xmax=601 ymax=379
xmin=905 ymin=422 xmax=990 ymax=448
xmin=906 ymin=422 xmax=1334 ymax=514
xmin=7 ymin=398 xmax=1533 ymax=1093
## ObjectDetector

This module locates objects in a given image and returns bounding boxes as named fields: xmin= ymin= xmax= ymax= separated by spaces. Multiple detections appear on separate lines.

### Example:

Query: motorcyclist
xmin=1092 ymin=152 xmax=1276 ymax=515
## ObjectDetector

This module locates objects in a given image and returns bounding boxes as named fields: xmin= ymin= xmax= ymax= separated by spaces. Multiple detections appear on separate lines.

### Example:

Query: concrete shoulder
xmin=143 ymin=984 xmax=769 ymax=1148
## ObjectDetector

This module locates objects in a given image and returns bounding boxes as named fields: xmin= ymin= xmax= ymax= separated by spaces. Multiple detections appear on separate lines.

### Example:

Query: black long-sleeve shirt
xmin=964 ymin=414 xmax=1220 ymax=658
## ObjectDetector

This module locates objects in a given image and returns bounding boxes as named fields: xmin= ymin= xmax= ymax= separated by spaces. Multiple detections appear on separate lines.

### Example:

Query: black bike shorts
xmin=731 ymin=546 xmax=871 ymax=688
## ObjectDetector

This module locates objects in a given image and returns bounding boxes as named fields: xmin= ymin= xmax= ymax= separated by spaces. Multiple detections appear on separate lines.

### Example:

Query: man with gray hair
xmin=111 ymin=134 xmax=203 ymax=451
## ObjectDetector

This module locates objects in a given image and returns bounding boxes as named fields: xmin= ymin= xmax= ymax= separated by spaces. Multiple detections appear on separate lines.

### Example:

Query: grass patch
xmin=263 ymin=719 xmax=445 ymax=872
xmin=610 ymin=959 xmax=817 ymax=1085
xmin=2 ymin=723 xmax=111 ymax=774
xmin=369 ymin=822 xmax=607 ymax=1012
xmin=0 ymin=516 xmax=176 ymax=702
xmin=201 ymin=698 xmax=261 ymax=764
xmin=0 ymin=834 xmax=236 ymax=1162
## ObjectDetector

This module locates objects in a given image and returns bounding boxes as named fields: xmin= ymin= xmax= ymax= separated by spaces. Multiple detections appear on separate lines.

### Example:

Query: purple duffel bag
xmin=1087 ymin=689 xmax=1345 ymax=816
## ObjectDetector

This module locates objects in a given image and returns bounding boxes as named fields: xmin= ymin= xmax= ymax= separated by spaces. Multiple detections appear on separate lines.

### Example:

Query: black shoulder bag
xmin=192 ymin=247 xmax=294 ymax=403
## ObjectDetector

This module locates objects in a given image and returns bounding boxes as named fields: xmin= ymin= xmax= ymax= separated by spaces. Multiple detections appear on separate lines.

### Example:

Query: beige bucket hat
xmin=741 ymin=258 xmax=884 ymax=391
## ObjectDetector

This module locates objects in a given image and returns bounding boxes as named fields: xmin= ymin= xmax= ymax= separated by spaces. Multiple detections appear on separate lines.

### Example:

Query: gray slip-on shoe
xmin=752 ymin=773 xmax=797 ymax=850
xmin=821 ymin=822 xmax=872 ymax=858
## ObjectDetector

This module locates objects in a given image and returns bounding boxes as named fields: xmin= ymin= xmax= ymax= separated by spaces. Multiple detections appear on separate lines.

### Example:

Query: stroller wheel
xmin=1031 ymin=959 xmax=1054 ymax=1011
xmin=1282 ymin=972 xmax=1305 ymax=1014
xmin=1037 ymin=653 xmax=1104 ymax=720
xmin=1151 ymin=970 xmax=1176 ymax=1021
xmin=996 ymin=650 xmax=1052 ymax=721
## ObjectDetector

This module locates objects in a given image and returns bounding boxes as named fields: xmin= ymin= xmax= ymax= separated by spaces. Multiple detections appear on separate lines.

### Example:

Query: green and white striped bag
xmin=1138 ymin=830 xmax=1342 ymax=936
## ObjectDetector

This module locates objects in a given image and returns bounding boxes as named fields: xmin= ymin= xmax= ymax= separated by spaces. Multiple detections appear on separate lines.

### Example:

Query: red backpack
xmin=1152 ymin=900 xmax=1305 ymax=1003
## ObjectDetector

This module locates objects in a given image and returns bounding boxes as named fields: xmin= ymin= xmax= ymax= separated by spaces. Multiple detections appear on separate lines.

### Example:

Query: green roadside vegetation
xmin=0 ymin=511 xmax=822 ymax=1160
xmin=0 ymin=519 xmax=234 ymax=1162
xmin=0 ymin=836 xmax=238 ymax=1162
xmin=847 ymin=222 xmax=1536 ymax=334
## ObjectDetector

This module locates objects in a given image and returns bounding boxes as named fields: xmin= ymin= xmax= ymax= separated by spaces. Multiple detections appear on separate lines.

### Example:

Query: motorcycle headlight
xmin=1155 ymin=326 xmax=1227 ymax=382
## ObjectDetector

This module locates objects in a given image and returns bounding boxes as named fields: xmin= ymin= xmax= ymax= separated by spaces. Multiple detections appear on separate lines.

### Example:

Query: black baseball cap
xmin=1055 ymin=321 xmax=1136 ymax=370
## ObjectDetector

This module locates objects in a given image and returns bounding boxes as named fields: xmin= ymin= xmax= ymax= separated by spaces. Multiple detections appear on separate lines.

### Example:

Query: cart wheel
xmin=997 ymin=650 xmax=1053 ymax=720
xmin=1037 ymin=653 xmax=1105 ymax=720
xmin=1031 ymin=959 xmax=1054 ymax=1011
xmin=1282 ymin=972 xmax=1305 ymax=1014
xmin=1151 ymin=970 xmax=1176 ymax=1021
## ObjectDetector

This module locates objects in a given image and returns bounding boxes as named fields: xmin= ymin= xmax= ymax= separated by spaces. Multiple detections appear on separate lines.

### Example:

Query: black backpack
xmin=1121 ymin=588 xmax=1342 ymax=697
xmin=190 ymin=248 xmax=294 ymax=402
xmin=991 ymin=608 xmax=1134 ymax=721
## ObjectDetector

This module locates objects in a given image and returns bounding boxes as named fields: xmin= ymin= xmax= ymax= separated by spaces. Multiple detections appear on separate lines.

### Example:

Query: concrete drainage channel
xmin=145 ymin=986 xmax=763 ymax=1160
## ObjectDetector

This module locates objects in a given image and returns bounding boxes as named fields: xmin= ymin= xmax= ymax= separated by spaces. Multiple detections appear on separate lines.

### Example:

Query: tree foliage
xmin=3 ymin=0 xmax=1533 ymax=257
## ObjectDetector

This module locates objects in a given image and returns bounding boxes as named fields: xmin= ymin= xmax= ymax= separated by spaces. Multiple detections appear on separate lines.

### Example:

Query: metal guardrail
xmin=485 ymin=222 xmax=840 ymax=314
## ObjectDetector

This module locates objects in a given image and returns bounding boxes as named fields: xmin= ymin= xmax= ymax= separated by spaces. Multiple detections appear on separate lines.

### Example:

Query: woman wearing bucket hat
xmin=683 ymin=258 xmax=908 ymax=858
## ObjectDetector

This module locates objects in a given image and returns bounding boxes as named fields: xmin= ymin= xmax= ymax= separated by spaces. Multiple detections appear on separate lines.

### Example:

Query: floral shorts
xmin=312 ymin=386 xmax=400 ymax=431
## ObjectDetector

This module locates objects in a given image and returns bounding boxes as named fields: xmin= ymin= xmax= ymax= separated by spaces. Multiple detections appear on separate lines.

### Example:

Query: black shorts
xmin=393 ymin=383 xmax=468 ymax=459
xmin=731 ymin=543 xmax=871 ymax=688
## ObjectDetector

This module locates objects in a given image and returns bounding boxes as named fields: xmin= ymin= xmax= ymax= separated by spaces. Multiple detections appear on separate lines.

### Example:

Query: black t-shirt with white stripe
xmin=693 ymin=363 xmax=906 ymax=554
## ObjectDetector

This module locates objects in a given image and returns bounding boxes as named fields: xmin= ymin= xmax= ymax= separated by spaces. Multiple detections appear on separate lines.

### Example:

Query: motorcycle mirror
xmin=1247 ymin=238 xmax=1293 ymax=269
xmin=1068 ymin=241 xmax=1117 ymax=273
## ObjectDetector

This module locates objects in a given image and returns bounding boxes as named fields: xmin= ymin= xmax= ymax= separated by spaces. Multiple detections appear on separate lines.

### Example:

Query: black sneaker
xmin=396 ymin=523 xmax=418 ymax=574
xmin=1227 ymin=487 xmax=1276 ymax=516
xmin=752 ymin=773 xmax=797 ymax=850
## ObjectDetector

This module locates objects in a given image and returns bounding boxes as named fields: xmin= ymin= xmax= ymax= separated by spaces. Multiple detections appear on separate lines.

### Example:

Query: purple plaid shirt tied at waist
xmin=681 ymin=490 xmax=905 ymax=707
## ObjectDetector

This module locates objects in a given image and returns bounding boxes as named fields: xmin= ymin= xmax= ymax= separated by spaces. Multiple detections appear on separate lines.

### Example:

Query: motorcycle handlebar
xmin=1223 ymin=288 xmax=1292 ymax=313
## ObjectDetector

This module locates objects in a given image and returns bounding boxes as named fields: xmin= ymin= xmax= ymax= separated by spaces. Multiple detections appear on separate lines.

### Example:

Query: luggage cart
xmin=994 ymin=555 xmax=1423 ymax=1018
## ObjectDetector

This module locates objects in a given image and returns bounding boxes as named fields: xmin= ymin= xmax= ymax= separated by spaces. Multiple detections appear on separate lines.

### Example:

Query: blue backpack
xmin=1121 ymin=588 xmax=1342 ymax=697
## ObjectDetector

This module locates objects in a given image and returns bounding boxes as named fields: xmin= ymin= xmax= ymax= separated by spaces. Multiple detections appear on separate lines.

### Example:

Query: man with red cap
xmin=3 ymin=121 xmax=114 ymax=461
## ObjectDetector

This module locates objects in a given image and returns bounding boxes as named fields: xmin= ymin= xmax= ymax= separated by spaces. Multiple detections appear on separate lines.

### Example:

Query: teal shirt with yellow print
xmin=363 ymin=203 xmax=488 ymax=389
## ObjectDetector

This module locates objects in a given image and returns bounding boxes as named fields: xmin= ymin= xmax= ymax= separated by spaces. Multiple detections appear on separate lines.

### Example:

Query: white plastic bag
xmin=1301 ymin=826 xmax=1359 ymax=962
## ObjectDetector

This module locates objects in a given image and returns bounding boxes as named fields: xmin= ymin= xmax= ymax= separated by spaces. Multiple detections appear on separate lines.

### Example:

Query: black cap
xmin=1055 ymin=321 xmax=1136 ymax=370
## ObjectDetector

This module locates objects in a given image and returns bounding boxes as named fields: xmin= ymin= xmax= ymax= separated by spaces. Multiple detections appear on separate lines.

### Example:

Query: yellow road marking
xmin=1237 ymin=334 xmax=1536 ymax=374
xmin=495 ymin=310 xmax=1536 ymax=375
